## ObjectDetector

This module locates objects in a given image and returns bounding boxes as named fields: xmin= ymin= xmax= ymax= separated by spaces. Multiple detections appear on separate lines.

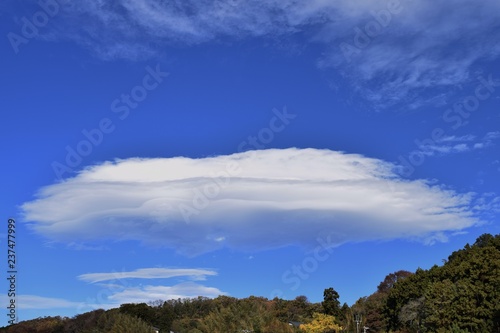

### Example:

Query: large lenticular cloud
xmin=22 ymin=148 xmax=478 ymax=255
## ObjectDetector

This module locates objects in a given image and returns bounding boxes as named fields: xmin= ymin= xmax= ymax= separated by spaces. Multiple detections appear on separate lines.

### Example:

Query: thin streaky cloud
xmin=484 ymin=131 xmax=500 ymax=141
xmin=438 ymin=135 xmax=476 ymax=143
xmin=415 ymin=131 xmax=500 ymax=156
xmin=78 ymin=268 xmax=217 ymax=283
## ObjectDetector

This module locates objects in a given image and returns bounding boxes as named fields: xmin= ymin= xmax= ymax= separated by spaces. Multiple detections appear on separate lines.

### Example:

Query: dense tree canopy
xmin=322 ymin=288 xmax=341 ymax=318
xmin=385 ymin=233 xmax=500 ymax=333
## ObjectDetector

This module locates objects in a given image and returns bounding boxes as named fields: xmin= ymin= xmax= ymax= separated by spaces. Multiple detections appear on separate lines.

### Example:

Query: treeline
xmin=353 ymin=233 xmax=500 ymax=332
xmin=0 ymin=310 xmax=153 ymax=333
xmin=0 ymin=296 xmax=330 ymax=333
xmin=1 ymin=233 xmax=499 ymax=333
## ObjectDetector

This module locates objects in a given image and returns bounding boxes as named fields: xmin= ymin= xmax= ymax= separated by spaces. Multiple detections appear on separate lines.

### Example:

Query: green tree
xmin=322 ymin=288 xmax=341 ymax=319
xmin=339 ymin=302 xmax=352 ymax=331
xmin=350 ymin=270 xmax=413 ymax=332
xmin=96 ymin=311 xmax=152 ymax=333
xmin=119 ymin=303 xmax=155 ymax=324
xmin=385 ymin=268 xmax=429 ymax=332
xmin=384 ymin=234 xmax=500 ymax=333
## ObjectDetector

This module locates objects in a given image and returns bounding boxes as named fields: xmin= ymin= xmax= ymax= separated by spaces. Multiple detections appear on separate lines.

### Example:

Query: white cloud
xmin=67 ymin=242 xmax=108 ymax=251
xmin=438 ymin=135 xmax=476 ymax=143
xmin=36 ymin=0 xmax=500 ymax=109
xmin=473 ymin=193 xmax=500 ymax=215
xmin=484 ymin=131 xmax=500 ymax=143
xmin=22 ymin=148 xmax=480 ymax=255
xmin=107 ymin=283 xmax=226 ymax=304
xmin=418 ymin=143 xmax=470 ymax=156
xmin=415 ymin=132 xmax=500 ymax=156
xmin=0 ymin=295 xmax=83 ymax=310
xmin=78 ymin=268 xmax=217 ymax=283
xmin=470 ymin=131 xmax=500 ymax=150
xmin=452 ymin=144 xmax=469 ymax=152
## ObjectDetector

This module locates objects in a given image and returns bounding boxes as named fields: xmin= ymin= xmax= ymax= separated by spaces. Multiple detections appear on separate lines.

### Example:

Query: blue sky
xmin=1 ymin=0 xmax=500 ymax=325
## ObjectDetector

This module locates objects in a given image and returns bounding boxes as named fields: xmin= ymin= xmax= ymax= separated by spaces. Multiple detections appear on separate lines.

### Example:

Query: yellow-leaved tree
xmin=300 ymin=312 xmax=343 ymax=333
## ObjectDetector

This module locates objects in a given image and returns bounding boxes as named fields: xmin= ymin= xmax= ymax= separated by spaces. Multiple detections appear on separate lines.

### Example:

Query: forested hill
xmin=2 ymin=233 xmax=499 ymax=333
xmin=389 ymin=233 xmax=500 ymax=332
xmin=353 ymin=233 xmax=500 ymax=333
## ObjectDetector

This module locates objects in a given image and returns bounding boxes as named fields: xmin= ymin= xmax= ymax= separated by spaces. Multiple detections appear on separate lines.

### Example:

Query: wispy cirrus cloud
xmin=22 ymin=148 xmax=482 ymax=256
xmin=414 ymin=131 xmax=500 ymax=156
xmin=473 ymin=193 xmax=500 ymax=215
xmin=78 ymin=268 xmax=217 ymax=283
xmin=438 ymin=135 xmax=476 ymax=143
xmin=9 ymin=0 xmax=499 ymax=109
xmin=473 ymin=131 xmax=500 ymax=149
xmin=318 ymin=0 xmax=500 ymax=109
